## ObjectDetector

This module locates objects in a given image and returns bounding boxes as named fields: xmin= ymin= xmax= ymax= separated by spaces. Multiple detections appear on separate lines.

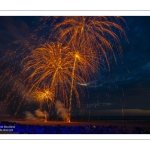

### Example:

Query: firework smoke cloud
xmin=55 ymin=100 xmax=69 ymax=121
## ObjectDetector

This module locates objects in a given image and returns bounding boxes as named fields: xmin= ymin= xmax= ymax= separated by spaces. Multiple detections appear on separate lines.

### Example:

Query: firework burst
xmin=21 ymin=42 xmax=72 ymax=107
xmin=32 ymin=86 xmax=54 ymax=109
xmin=21 ymin=42 xmax=99 ymax=119
xmin=54 ymin=16 xmax=127 ymax=68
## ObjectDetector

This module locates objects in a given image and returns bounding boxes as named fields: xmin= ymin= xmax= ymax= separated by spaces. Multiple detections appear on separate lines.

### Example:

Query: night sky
xmin=0 ymin=16 xmax=150 ymax=120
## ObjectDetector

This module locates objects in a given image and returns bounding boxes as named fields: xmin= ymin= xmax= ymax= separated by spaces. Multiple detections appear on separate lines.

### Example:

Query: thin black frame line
xmin=0 ymin=10 xmax=150 ymax=11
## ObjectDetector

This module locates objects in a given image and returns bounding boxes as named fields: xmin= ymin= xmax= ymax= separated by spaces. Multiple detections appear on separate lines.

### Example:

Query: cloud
xmin=90 ymin=109 xmax=150 ymax=116
xmin=25 ymin=111 xmax=37 ymax=120
xmin=87 ymin=103 xmax=112 ymax=108
xmin=78 ymin=80 xmax=98 ymax=87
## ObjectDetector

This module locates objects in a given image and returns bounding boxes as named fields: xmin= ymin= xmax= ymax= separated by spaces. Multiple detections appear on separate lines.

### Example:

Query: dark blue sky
xmin=0 ymin=16 xmax=150 ymax=118
xmin=85 ymin=16 xmax=150 ymax=117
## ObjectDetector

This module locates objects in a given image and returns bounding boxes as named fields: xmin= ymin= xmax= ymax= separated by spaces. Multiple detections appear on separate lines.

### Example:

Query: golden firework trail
xmin=0 ymin=16 xmax=127 ymax=121
xmin=68 ymin=49 xmax=99 ymax=118
xmin=53 ymin=16 xmax=127 ymax=69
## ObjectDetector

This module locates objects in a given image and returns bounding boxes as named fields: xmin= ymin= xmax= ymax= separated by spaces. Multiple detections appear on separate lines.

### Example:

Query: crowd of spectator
xmin=0 ymin=121 xmax=150 ymax=134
